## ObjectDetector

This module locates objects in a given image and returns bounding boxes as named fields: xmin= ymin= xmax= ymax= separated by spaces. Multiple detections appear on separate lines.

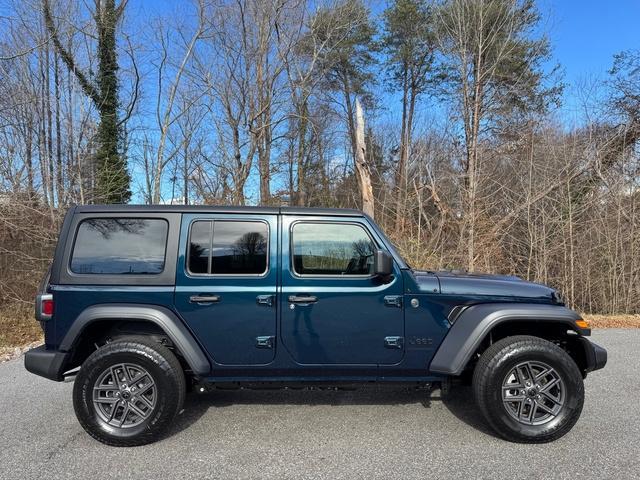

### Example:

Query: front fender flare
xmin=59 ymin=304 xmax=211 ymax=376
xmin=429 ymin=303 xmax=584 ymax=376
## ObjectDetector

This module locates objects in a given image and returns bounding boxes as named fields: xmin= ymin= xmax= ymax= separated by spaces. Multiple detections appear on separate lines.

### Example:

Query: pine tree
xmin=302 ymin=0 xmax=377 ymax=159
xmin=302 ymin=0 xmax=377 ymax=214
xmin=382 ymin=0 xmax=437 ymax=233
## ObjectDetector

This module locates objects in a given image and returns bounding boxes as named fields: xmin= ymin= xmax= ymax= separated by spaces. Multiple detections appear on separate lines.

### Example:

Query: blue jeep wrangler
xmin=25 ymin=205 xmax=606 ymax=446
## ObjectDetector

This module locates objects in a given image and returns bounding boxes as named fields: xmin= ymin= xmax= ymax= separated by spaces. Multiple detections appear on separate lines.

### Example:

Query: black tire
xmin=473 ymin=335 xmax=584 ymax=443
xmin=73 ymin=337 xmax=185 ymax=446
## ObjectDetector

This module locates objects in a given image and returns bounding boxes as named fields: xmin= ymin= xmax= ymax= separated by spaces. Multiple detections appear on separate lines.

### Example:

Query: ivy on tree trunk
xmin=43 ymin=0 xmax=131 ymax=204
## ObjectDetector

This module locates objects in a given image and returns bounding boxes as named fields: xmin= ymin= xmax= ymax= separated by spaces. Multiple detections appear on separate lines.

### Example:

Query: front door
xmin=280 ymin=216 xmax=404 ymax=365
xmin=174 ymin=213 xmax=277 ymax=365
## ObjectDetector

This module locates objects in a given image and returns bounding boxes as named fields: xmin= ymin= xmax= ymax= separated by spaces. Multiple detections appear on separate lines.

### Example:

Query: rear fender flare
xmin=429 ymin=303 xmax=584 ymax=376
xmin=60 ymin=304 xmax=210 ymax=376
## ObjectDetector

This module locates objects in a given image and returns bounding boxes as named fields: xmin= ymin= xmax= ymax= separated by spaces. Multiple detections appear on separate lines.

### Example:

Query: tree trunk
xmin=38 ymin=47 xmax=49 ymax=208
xmin=295 ymin=99 xmax=308 ymax=206
xmin=183 ymin=138 xmax=189 ymax=205
xmin=54 ymin=52 xmax=64 ymax=205
xmin=45 ymin=45 xmax=55 ymax=207
xmin=465 ymin=47 xmax=485 ymax=271
xmin=25 ymin=116 xmax=35 ymax=198
xmin=66 ymin=42 xmax=76 ymax=202
xmin=354 ymin=98 xmax=374 ymax=218
xmin=395 ymin=66 xmax=409 ymax=234
xmin=44 ymin=0 xmax=130 ymax=204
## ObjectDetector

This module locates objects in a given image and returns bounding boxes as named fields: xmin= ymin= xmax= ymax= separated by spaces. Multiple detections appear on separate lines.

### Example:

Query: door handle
xmin=189 ymin=294 xmax=220 ymax=304
xmin=384 ymin=295 xmax=402 ymax=308
xmin=288 ymin=295 xmax=318 ymax=305
xmin=384 ymin=336 xmax=404 ymax=349
xmin=255 ymin=336 xmax=275 ymax=349
xmin=256 ymin=295 xmax=274 ymax=307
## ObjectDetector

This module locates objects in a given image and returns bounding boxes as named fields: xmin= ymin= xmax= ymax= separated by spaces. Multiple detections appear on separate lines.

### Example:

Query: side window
xmin=188 ymin=221 xmax=211 ymax=274
xmin=292 ymin=222 xmax=376 ymax=276
xmin=70 ymin=218 xmax=168 ymax=274
xmin=187 ymin=220 xmax=268 ymax=275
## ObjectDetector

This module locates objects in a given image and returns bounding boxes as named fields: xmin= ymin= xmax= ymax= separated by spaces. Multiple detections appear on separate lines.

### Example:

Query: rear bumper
xmin=577 ymin=337 xmax=607 ymax=374
xmin=24 ymin=345 xmax=69 ymax=381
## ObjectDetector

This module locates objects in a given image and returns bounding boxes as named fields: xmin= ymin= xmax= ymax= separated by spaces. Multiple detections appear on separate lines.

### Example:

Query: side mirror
xmin=373 ymin=250 xmax=393 ymax=278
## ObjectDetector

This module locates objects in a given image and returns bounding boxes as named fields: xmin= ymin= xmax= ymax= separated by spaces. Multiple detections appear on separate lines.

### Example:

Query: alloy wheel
xmin=501 ymin=360 xmax=565 ymax=426
xmin=92 ymin=363 xmax=157 ymax=428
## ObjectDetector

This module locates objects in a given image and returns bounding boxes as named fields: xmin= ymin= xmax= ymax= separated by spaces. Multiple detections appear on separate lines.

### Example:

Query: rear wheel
xmin=73 ymin=337 xmax=185 ymax=446
xmin=473 ymin=335 xmax=584 ymax=443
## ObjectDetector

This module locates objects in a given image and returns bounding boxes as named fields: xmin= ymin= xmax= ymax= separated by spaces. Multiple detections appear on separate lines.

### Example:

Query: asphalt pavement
xmin=0 ymin=329 xmax=638 ymax=479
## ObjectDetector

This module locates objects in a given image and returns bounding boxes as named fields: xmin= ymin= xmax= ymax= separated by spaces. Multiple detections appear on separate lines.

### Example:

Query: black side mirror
xmin=374 ymin=250 xmax=393 ymax=278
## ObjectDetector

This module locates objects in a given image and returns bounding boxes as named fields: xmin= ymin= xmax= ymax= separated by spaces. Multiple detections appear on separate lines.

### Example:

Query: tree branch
xmin=42 ymin=0 xmax=100 ymax=105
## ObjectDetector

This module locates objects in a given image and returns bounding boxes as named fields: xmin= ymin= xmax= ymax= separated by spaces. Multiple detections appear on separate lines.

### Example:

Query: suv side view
xmin=25 ymin=205 xmax=607 ymax=446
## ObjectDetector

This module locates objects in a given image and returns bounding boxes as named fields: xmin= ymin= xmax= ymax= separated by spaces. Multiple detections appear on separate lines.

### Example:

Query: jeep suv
xmin=25 ymin=205 xmax=607 ymax=446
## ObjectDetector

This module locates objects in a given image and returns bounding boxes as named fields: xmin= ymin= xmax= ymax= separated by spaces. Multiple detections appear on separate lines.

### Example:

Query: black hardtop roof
xmin=73 ymin=204 xmax=364 ymax=217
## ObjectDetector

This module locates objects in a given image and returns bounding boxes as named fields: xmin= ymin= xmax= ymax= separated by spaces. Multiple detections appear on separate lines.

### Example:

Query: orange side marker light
xmin=575 ymin=319 xmax=590 ymax=329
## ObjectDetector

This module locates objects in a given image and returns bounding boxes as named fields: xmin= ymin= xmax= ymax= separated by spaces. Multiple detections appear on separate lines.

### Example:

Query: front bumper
xmin=577 ymin=337 xmax=607 ymax=374
xmin=24 ymin=345 xmax=69 ymax=381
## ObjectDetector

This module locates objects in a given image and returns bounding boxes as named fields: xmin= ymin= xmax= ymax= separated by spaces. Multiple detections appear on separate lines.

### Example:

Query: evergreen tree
xmin=302 ymin=0 xmax=377 ymax=158
xmin=382 ymin=0 xmax=437 ymax=232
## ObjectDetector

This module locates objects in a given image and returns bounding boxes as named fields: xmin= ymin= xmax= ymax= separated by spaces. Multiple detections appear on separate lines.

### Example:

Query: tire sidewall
xmin=484 ymin=343 xmax=584 ymax=440
xmin=73 ymin=346 xmax=179 ymax=443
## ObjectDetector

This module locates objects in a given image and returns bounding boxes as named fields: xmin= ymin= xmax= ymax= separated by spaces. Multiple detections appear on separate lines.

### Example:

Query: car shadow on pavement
xmin=165 ymin=384 xmax=499 ymax=440
xmin=441 ymin=386 xmax=500 ymax=438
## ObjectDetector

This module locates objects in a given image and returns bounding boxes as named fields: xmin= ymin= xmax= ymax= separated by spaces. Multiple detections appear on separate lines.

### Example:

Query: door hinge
xmin=255 ymin=336 xmax=275 ymax=349
xmin=384 ymin=336 xmax=404 ymax=349
xmin=256 ymin=294 xmax=274 ymax=307
xmin=384 ymin=295 xmax=403 ymax=308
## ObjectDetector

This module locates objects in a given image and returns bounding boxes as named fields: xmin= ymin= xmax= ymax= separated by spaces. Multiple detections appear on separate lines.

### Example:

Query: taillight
xmin=36 ymin=293 xmax=53 ymax=321
xmin=42 ymin=298 xmax=54 ymax=316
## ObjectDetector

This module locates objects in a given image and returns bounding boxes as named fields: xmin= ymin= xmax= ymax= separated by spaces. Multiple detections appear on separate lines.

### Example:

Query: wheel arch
xmin=429 ymin=303 xmax=588 ymax=376
xmin=60 ymin=304 xmax=210 ymax=376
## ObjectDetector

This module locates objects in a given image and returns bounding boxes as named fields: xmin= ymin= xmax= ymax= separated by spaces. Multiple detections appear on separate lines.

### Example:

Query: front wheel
xmin=473 ymin=335 xmax=584 ymax=443
xmin=73 ymin=337 xmax=185 ymax=446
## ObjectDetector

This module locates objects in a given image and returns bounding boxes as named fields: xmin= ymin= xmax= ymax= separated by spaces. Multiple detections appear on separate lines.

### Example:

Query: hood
xmin=413 ymin=270 xmax=559 ymax=301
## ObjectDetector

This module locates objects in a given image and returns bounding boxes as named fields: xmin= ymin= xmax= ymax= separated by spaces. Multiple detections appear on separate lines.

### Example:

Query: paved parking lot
xmin=0 ymin=329 xmax=638 ymax=479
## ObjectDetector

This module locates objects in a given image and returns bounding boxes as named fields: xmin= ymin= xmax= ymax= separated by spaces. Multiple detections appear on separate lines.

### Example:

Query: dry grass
xmin=582 ymin=314 xmax=640 ymax=329
xmin=0 ymin=303 xmax=43 ymax=350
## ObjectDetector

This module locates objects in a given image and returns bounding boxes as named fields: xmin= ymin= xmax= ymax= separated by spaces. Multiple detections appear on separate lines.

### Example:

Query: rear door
xmin=174 ymin=213 xmax=278 ymax=365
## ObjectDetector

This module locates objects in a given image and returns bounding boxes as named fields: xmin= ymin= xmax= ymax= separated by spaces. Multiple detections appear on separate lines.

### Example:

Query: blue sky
xmin=542 ymin=0 xmax=640 ymax=121
xmin=547 ymin=0 xmax=639 ymax=79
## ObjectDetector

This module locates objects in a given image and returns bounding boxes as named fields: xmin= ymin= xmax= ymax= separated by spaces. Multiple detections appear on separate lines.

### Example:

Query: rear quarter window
xmin=70 ymin=218 xmax=169 ymax=275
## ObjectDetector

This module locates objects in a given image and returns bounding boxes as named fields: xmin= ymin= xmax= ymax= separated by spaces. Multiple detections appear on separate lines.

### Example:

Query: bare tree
xmin=150 ymin=0 xmax=206 ymax=204
xmin=354 ymin=98 xmax=374 ymax=217
xmin=436 ymin=0 xmax=556 ymax=270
